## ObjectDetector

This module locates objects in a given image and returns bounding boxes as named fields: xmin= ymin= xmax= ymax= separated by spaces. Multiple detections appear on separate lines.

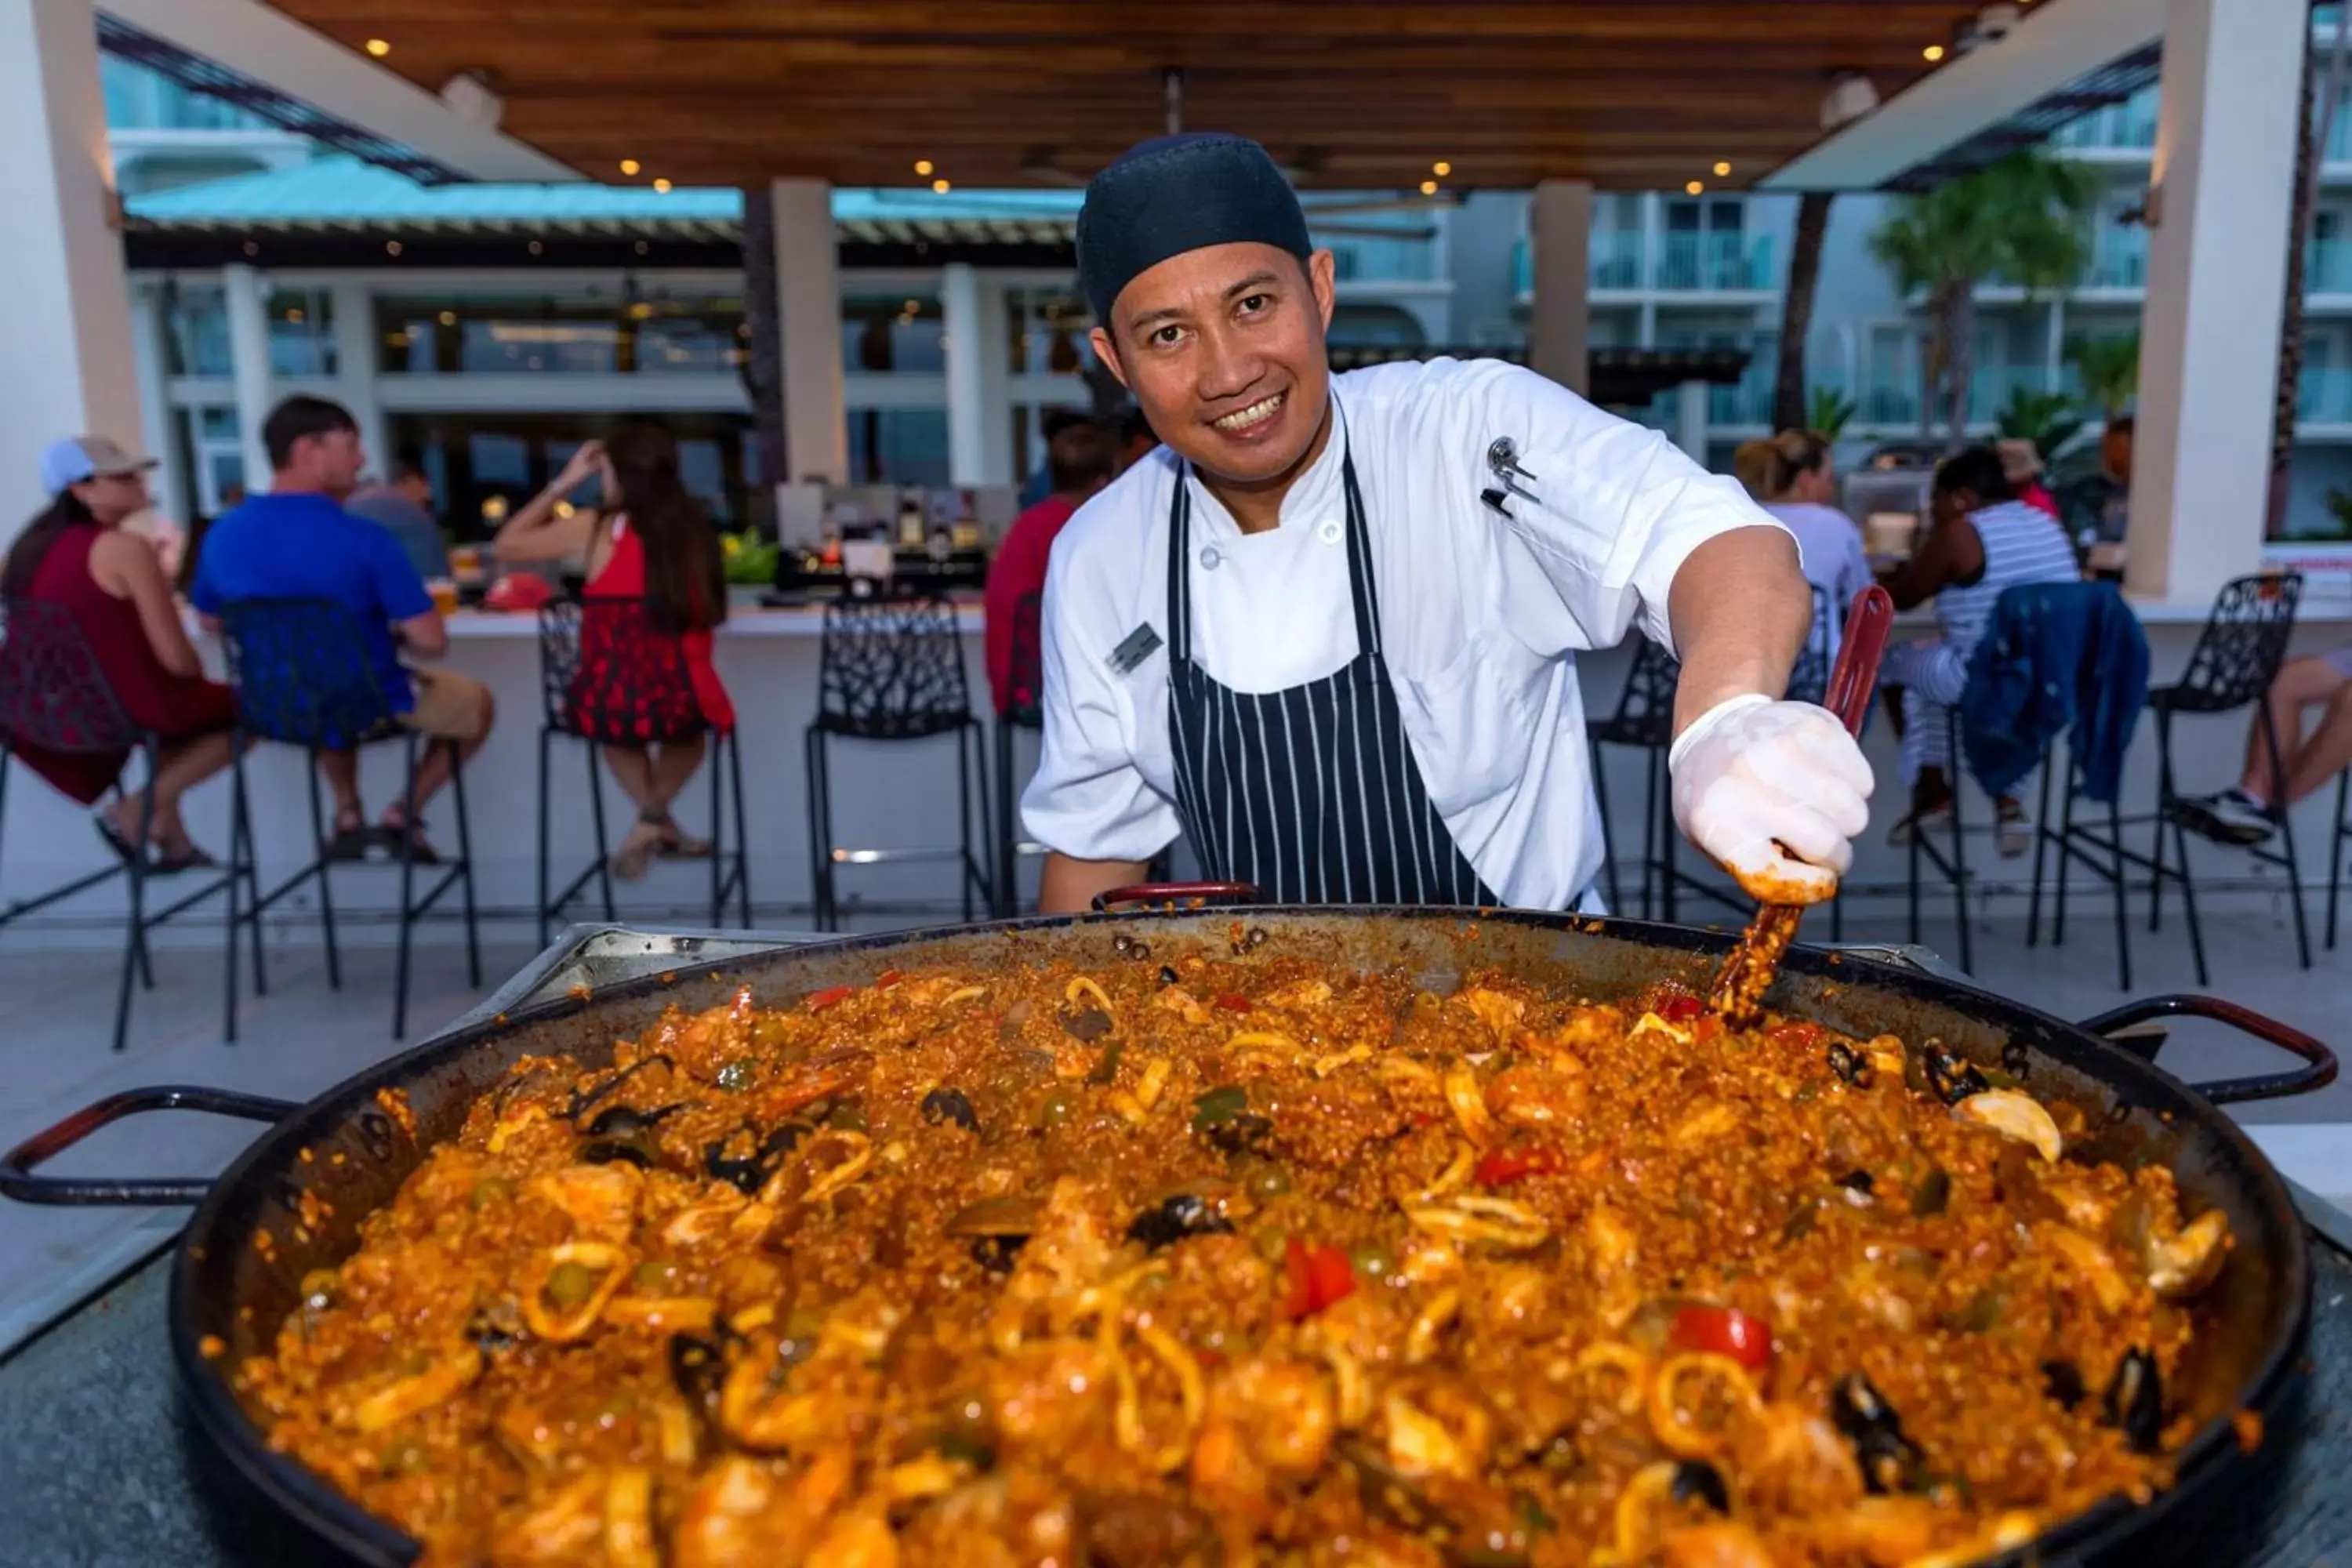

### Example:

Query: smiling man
xmin=1025 ymin=133 xmax=1873 ymax=915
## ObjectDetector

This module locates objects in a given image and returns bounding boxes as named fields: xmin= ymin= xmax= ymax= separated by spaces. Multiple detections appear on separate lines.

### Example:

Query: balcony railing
xmin=1589 ymin=230 xmax=1646 ymax=290
xmin=1656 ymin=232 xmax=1775 ymax=292
xmin=2086 ymin=230 xmax=2147 ymax=289
xmin=1843 ymin=365 xmax=2061 ymax=429
xmin=1322 ymin=232 xmax=1439 ymax=284
xmin=2310 ymin=238 xmax=2352 ymax=294
xmin=2051 ymin=89 xmax=2159 ymax=153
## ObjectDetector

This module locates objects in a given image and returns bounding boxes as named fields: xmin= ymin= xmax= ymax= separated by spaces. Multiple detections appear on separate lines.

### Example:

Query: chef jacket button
xmin=1318 ymin=519 xmax=1342 ymax=544
xmin=1200 ymin=546 xmax=1221 ymax=570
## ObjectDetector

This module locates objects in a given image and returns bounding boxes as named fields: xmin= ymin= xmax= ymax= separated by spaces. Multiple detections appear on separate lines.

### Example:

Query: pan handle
xmin=1091 ymin=880 xmax=1262 ymax=913
xmin=0 ymin=1086 xmax=299 ymax=1207
xmin=2078 ymin=995 xmax=2339 ymax=1105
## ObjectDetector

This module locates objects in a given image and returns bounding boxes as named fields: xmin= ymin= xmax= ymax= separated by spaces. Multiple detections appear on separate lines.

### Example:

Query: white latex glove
xmin=1669 ymin=694 xmax=1875 ymax=905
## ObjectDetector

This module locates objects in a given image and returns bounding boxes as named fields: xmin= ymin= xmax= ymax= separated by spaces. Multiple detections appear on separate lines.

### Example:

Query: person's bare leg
xmin=2275 ymin=682 xmax=2352 ymax=807
xmin=600 ymin=746 xmax=659 ymax=812
xmin=382 ymin=688 xmax=495 ymax=841
xmin=601 ymin=746 xmax=669 ymax=877
xmin=109 ymin=732 xmax=235 ymax=852
xmin=317 ymin=749 xmax=364 ymax=830
xmin=646 ymin=738 xmax=707 ymax=815
xmin=2239 ymin=657 xmax=2345 ymax=802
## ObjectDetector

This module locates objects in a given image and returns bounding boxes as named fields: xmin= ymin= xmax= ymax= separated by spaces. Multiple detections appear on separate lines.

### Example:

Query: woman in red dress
xmin=495 ymin=423 xmax=732 ymax=879
xmin=0 ymin=441 xmax=238 ymax=868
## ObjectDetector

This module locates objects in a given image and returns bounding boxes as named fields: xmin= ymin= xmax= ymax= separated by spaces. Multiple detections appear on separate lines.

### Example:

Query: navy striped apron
xmin=1164 ymin=443 xmax=1500 ymax=907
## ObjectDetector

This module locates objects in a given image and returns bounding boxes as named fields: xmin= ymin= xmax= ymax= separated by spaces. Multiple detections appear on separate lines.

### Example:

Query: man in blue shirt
xmin=190 ymin=396 xmax=495 ymax=861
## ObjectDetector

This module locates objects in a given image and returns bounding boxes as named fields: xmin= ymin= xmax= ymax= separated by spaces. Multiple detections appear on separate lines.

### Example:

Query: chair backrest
xmin=1004 ymin=590 xmax=1046 ymax=729
xmin=220 ymin=597 xmax=401 ymax=749
xmin=818 ymin=590 xmax=973 ymax=738
xmin=0 ymin=597 xmax=141 ymax=753
xmin=539 ymin=595 xmax=706 ymax=744
xmin=2169 ymin=572 xmax=2303 ymax=713
xmin=1606 ymin=634 xmax=1683 ymax=750
xmin=1784 ymin=583 xmax=1832 ymax=707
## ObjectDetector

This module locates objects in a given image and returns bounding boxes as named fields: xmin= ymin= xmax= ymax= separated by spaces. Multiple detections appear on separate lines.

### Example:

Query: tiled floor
xmin=2 ymin=904 xmax=2347 ymax=1357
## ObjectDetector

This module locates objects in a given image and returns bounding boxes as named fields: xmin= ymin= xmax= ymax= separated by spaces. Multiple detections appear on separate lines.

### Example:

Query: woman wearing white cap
xmin=1023 ymin=133 xmax=1874 ymax=915
xmin=0 ymin=435 xmax=238 ymax=869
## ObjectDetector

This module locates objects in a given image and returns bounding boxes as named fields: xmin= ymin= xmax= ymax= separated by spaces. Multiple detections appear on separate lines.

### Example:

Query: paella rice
xmin=241 ymin=931 xmax=2229 ymax=1566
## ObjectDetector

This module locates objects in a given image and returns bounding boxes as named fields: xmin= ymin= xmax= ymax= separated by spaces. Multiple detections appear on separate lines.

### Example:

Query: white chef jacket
xmin=1022 ymin=357 xmax=1789 ymax=909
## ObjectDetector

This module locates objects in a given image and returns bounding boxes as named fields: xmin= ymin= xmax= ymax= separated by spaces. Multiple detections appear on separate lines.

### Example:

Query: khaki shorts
xmin=402 ymin=668 xmax=492 ymax=742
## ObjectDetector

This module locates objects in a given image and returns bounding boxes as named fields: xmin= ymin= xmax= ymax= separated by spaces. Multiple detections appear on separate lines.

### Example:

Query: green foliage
xmin=2063 ymin=331 xmax=2141 ymax=418
xmin=720 ymin=530 xmax=779 ymax=586
xmin=1994 ymin=387 xmax=2085 ymax=456
xmin=1867 ymin=151 xmax=2099 ymax=301
xmin=2318 ymin=488 xmax=2352 ymax=540
xmin=1806 ymin=387 xmax=1859 ymax=443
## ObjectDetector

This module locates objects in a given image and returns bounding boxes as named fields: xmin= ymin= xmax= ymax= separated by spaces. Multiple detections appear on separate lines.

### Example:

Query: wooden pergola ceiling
xmin=269 ymin=2 xmax=1990 ymax=191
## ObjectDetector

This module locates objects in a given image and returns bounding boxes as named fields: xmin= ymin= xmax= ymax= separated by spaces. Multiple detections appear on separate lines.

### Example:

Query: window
xmin=847 ymin=408 xmax=951 ymax=486
xmin=1003 ymin=289 xmax=1093 ymax=376
xmin=375 ymin=292 xmax=746 ymax=376
xmin=167 ymin=287 xmax=232 ymax=377
xmin=268 ymin=289 xmax=337 ymax=377
xmin=841 ymin=292 xmax=946 ymax=374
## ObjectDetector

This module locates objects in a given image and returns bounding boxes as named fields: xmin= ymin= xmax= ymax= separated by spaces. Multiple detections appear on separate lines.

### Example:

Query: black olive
xmin=1112 ymin=932 xmax=1134 ymax=956
xmin=565 ymin=1054 xmax=676 ymax=1121
xmin=1830 ymin=1372 xmax=1900 ymax=1442
xmin=1244 ymin=927 xmax=1269 ymax=950
xmin=703 ymin=1122 xmax=810 ymax=1194
xmin=583 ymin=1102 xmax=682 ymax=1138
xmin=1126 ymin=1193 xmax=1237 ymax=1251
xmin=580 ymin=1138 xmax=653 ymax=1168
xmin=1203 ymin=1112 xmax=1275 ymax=1156
xmin=1909 ymin=1167 xmax=1951 ymax=1217
xmin=969 ymin=1235 xmax=1026 ymax=1274
xmin=1922 ymin=1042 xmax=1991 ymax=1105
xmin=1839 ymin=1169 xmax=1875 ymax=1195
xmin=2041 ymin=1358 xmax=2087 ymax=1411
xmin=464 ymin=1308 xmax=517 ymax=1355
xmin=1830 ymin=1373 xmax=1924 ymax=1493
xmin=1669 ymin=1460 xmax=1730 ymax=1514
xmin=1109 ymin=934 xmax=1150 ymax=961
xmin=1854 ymin=1431 xmax=1926 ymax=1494
xmin=1826 ymin=1042 xmax=1871 ymax=1087
xmin=920 ymin=1087 xmax=980 ymax=1134
xmin=2103 ymin=1346 xmax=2164 ymax=1453
xmin=1999 ymin=1040 xmax=2033 ymax=1080
xmin=1158 ymin=965 xmax=1180 ymax=986
xmin=1060 ymin=1007 xmax=1115 ymax=1042
xmin=669 ymin=1333 xmax=728 ymax=1403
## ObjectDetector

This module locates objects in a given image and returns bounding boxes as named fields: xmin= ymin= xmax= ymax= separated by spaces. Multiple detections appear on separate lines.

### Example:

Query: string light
xmin=1419 ymin=180 xmax=1439 ymax=195
xmin=932 ymin=178 xmax=952 ymax=194
xmin=1686 ymin=180 xmax=1704 ymax=195
xmin=619 ymin=158 xmax=641 ymax=176
xmin=1713 ymin=161 xmax=1732 ymax=176
xmin=1432 ymin=161 xmax=1452 ymax=177
xmin=364 ymin=38 xmax=390 ymax=56
xmin=1923 ymin=43 xmax=1946 ymax=61
xmin=652 ymin=177 xmax=673 ymax=194
xmin=914 ymin=159 xmax=935 ymax=176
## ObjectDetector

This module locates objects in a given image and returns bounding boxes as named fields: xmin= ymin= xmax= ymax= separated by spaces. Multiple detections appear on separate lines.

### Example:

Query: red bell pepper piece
xmin=805 ymin=985 xmax=855 ymax=1012
xmin=874 ymin=970 xmax=903 ymax=990
xmin=1668 ymin=1305 xmax=1773 ymax=1370
xmin=1657 ymin=993 xmax=1706 ymax=1024
xmin=1279 ymin=1237 xmax=1358 ymax=1319
xmin=1281 ymin=1236 xmax=1318 ymax=1319
xmin=1474 ymin=1147 xmax=1563 ymax=1187
xmin=1214 ymin=993 xmax=1252 ymax=1013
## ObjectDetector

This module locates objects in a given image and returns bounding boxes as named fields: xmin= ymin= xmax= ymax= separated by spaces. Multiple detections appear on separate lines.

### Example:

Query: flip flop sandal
xmin=376 ymin=822 xmax=441 ymax=866
xmin=93 ymin=815 xmax=143 ymax=869
xmin=655 ymin=830 xmax=714 ymax=861
xmin=149 ymin=844 xmax=221 ymax=876
xmin=610 ymin=829 xmax=660 ymax=882
xmin=323 ymin=820 xmax=376 ymax=862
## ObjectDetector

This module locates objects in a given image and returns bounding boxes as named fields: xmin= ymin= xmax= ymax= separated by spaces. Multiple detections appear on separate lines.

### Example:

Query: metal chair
xmin=1586 ymin=635 xmax=1744 ymax=923
xmin=992 ymin=590 xmax=1044 ymax=917
xmin=2137 ymin=573 xmax=2308 ymax=987
xmin=535 ymin=595 xmax=750 ymax=944
xmin=804 ymin=590 xmax=991 ymax=931
xmin=2328 ymin=768 xmax=2352 ymax=952
xmin=220 ymin=597 xmax=479 ymax=1039
xmin=0 ymin=598 xmax=250 ymax=1051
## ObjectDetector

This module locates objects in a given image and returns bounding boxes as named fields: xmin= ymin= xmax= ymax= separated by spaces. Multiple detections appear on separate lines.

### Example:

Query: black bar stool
xmin=1587 ymin=636 xmax=1744 ymax=923
xmin=2138 ymin=573 xmax=2308 ymax=987
xmin=535 ymin=595 xmax=750 ymax=943
xmin=1903 ymin=707 xmax=1976 ymax=973
xmin=992 ymin=590 xmax=1044 ymax=917
xmin=2328 ymin=768 xmax=2352 ymax=951
xmin=220 ymin=597 xmax=480 ymax=1039
xmin=804 ymin=590 xmax=991 ymax=931
xmin=0 ymin=598 xmax=251 ymax=1051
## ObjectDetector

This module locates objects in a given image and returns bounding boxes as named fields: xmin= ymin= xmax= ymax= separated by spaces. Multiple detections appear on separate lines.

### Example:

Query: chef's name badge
xmin=1107 ymin=623 xmax=1163 ymax=677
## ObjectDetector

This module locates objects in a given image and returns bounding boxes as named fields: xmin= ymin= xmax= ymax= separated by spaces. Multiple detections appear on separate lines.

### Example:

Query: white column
xmin=0 ymin=0 xmax=140 ymax=540
xmin=942 ymin=263 xmax=1014 ymax=486
xmin=2043 ymin=298 xmax=2066 ymax=392
xmin=126 ymin=280 xmax=188 ymax=528
xmin=330 ymin=278 xmax=392 ymax=479
xmin=1674 ymin=379 xmax=1711 ymax=461
xmin=1642 ymin=193 xmax=1664 ymax=293
xmin=2127 ymin=0 xmax=2304 ymax=602
xmin=1529 ymin=180 xmax=1592 ymax=395
xmin=222 ymin=262 xmax=274 ymax=492
xmin=770 ymin=177 xmax=847 ymax=484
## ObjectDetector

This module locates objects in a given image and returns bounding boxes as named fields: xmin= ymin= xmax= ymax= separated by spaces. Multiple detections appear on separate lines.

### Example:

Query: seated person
xmin=1998 ymin=438 xmax=2060 ymax=518
xmin=1 ymin=436 xmax=238 ymax=869
xmin=191 ymin=395 xmax=494 ymax=862
xmin=1734 ymin=429 xmax=1871 ymax=666
xmin=2179 ymin=648 xmax=2352 ymax=844
xmin=1877 ymin=445 xmax=2081 ymax=853
xmin=2056 ymin=415 xmax=2131 ymax=545
xmin=344 ymin=454 xmax=452 ymax=584
xmin=986 ymin=415 xmax=1114 ymax=715
xmin=494 ymin=425 xmax=731 ymax=880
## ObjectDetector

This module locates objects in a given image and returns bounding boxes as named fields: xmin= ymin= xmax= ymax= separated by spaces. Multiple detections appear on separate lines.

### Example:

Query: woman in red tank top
xmin=0 ymin=453 xmax=238 ymax=868
xmin=495 ymin=423 xmax=732 ymax=879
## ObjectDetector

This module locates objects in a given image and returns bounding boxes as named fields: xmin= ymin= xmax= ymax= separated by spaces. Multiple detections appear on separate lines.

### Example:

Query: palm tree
xmin=2065 ymin=330 xmax=2140 ymax=420
xmin=2273 ymin=15 xmax=2352 ymax=535
xmin=1867 ymin=151 xmax=2098 ymax=445
xmin=1773 ymin=191 xmax=1835 ymax=432
xmin=1806 ymin=386 xmax=1859 ymax=444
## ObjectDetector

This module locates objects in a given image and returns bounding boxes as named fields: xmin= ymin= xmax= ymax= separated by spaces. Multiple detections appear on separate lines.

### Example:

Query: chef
xmin=1026 ymin=132 xmax=1872 ymax=915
